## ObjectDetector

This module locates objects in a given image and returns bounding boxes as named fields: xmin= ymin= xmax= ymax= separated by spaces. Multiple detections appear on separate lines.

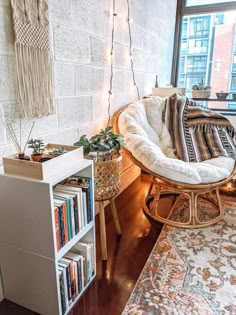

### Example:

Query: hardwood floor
xmin=0 ymin=175 xmax=235 ymax=315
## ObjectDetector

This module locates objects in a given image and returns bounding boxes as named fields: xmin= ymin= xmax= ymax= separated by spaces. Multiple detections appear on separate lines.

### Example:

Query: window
xmin=186 ymin=0 xmax=236 ymax=6
xmin=189 ymin=16 xmax=210 ymax=37
xmin=173 ymin=1 xmax=236 ymax=113
xmin=187 ymin=56 xmax=207 ymax=73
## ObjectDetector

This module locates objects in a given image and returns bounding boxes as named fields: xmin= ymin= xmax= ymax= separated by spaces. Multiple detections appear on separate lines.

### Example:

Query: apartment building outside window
xmin=174 ymin=0 xmax=236 ymax=112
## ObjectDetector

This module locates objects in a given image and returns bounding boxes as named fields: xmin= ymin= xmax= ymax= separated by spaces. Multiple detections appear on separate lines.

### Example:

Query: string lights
xmin=126 ymin=0 xmax=140 ymax=100
xmin=107 ymin=0 xmax=140 ymax=127
xmin=107 ymin=0 xmax=116 ymax=127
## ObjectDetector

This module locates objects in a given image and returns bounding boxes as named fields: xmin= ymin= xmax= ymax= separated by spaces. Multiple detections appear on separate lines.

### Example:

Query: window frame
xmin=171 ymin=0 xmax=236 ymax=114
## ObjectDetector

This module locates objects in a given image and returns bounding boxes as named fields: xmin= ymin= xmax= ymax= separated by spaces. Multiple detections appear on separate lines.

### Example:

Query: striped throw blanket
xmin=164 ymin=93 xmax=236 ymax=162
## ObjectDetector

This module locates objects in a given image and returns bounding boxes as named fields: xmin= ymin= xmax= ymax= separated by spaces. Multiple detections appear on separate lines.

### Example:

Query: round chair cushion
xmin=118 ymin=97 xmax=235 ymax=184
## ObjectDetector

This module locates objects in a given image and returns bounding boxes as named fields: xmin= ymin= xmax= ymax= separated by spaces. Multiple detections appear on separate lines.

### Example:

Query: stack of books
xmin=53 ymin=176 xmax=93 ymax=251
xmin=58 ymin=241 xmax=95 ymax=314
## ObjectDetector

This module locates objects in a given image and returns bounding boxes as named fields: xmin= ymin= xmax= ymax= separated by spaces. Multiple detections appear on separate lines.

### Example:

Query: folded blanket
xmin=164 ymin=93 xmax=236 ymax=162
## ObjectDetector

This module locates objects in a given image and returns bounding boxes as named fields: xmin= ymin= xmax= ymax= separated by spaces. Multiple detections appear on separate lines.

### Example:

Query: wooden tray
xmin=3 ymin=144 xmax=83 ymax=180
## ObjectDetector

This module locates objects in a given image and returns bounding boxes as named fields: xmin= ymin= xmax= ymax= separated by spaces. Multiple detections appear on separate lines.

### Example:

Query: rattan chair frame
xmin=114 ymin=104 xmax=236 ymax=228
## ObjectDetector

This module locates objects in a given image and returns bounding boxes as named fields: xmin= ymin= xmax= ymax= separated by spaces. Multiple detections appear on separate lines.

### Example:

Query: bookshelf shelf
xmin=0 ymin=159 xmax=96 ymax=315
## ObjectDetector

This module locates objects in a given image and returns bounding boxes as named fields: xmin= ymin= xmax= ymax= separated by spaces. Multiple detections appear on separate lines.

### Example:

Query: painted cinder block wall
xmin=0 ymin=0 xmax=177 ymax=163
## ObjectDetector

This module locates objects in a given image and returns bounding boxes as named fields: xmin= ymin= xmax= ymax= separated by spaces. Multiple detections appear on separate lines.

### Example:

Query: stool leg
xmin=110 ymin=198 xmax=121 ymax=236
xmin=99 ymin=201 xmax=107 ymax=260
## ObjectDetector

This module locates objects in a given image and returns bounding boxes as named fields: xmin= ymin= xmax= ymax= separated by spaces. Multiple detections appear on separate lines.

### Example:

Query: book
xmin=59 ymin=258 xmax=73 ymax=303
xmin=53 ymin=191 xmax=74 ymax=240
xmin=82 ymin=191 xmax=87 ymax=226
xmin=53 ymin=200 xmax=65 ymax=247
xmin=58 ymin=266 xmax=69 ymax=311
xmin=65 ymin=251 xmax=84 ymax=293
xmin=54 ymin=198 xmax=68 ymax=245
xmin=54 ymin=207 xmax=60 ymax=252
xmin=56 ymin=185 xmax=83 ymax=231
xmin=58 ymin=268 xmax=66 ymax=314
xmin=54 ymin=187 xmax=76 ymax=236
xmin=64 ymin=176 xmax=93 ymax=223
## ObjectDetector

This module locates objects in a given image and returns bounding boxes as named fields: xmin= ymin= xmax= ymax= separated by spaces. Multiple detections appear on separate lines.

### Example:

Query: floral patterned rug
xmin=122 ymin=197 xmax=236 ymax=315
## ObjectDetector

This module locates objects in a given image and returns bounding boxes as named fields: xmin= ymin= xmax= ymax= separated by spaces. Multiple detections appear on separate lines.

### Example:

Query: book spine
xmin=63 ymin=202 xmax=69 ymax=244
xmin=91 ymin=243 xmax=95 ymax=276
xmin=69 ymin=261 xmax=76 ymax=301
xmin=59 ymin=270 xmax=66 ymax=314
xmin=85 ymin=187 xmax=91 ymax=223
xmin=66 ymin=199 xmax=72 ymax=241
xmin=89 ymin=178 xmax=93 ymax=220
xmin=83 ymin=256 xmax=87 ymax=286
xmin=70 ymin=198 xmax=76 ymax=238
xmin=73 ymin=261 xmax=79 ymax=297
xmin=54 ymin=207 xmax=60 ymax=252
xmin=58 ymin=205 xmax=65 ymax=247
xmin=77 ymin=191 xmax=84 ymax=231
xmin=73 ymin=196 xmax=79 ymax=234
xmin=82 ymin=191 xmax=87 ymax=226
xmin=65 ymin=265 xmax=72 ymax=303
xmin=77 ymin=258 xmax=83 ymax=293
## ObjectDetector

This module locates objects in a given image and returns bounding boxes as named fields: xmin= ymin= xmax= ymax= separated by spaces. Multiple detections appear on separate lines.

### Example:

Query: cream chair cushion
xmin=118 ymin=96 xmax=235 ymax=184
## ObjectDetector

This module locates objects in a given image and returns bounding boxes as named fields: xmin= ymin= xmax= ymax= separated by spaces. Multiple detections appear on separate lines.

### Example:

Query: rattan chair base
xmin=143 ymin=178 xmax=224 ymax=228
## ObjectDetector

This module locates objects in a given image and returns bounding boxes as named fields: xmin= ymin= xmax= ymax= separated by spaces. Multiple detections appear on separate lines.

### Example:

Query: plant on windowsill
xmin=192 ymin=79 xmax=211 ymax=99
xmin=74 ymin=126 xmax=124 ymax=201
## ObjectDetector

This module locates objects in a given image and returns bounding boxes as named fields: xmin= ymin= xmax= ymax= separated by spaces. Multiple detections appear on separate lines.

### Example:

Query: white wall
xmin=0 ymin=0 xmax=177 ymax=163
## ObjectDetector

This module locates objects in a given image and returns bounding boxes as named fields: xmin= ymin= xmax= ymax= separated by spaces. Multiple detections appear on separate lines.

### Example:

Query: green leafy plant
xmin=192 ymin=79 xmax=211 ymax=90
xmin=27 ymin=138 xmax=45 ymax=155
xmin=74 ymin=126 xmax=124 ymax=157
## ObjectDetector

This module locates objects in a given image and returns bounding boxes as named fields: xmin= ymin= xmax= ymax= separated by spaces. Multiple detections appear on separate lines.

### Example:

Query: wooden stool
xmin=97 ymin=198 xmax=121 ymax=260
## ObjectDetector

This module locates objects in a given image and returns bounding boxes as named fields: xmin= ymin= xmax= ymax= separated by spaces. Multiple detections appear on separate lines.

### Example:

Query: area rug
xmin=122 ymin=197 xmax=236 ymax=315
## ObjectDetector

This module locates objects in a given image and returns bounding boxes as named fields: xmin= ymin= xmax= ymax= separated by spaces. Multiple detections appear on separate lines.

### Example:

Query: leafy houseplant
xmin=74 ymin=126 xmax=124 ymax=162
xmin=192 ymin=79 xmax=211 ymax=98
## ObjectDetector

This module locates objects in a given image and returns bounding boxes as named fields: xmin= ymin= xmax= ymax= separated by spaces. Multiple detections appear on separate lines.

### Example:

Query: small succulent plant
xmin=27 ymin=138 xmax=45 ymax=155
xmin=192 ymin=79 xmax=211 ymax=91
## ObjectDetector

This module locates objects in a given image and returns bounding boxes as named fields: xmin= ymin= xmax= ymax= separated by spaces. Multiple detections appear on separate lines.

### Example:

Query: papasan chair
xmin=114 ymin=95 xmax=236 ymax=228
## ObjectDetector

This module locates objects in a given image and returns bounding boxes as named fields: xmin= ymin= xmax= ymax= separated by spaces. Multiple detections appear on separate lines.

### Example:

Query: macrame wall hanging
xmin=10 ymin=0 xmax=55 ymax=119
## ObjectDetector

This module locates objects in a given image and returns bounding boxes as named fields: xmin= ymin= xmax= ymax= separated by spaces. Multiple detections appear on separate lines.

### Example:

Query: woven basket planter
xmin=94 ymin=154 xmax=122 ymax=201
xmin=192 ymin=90 xmax=211 ymax=98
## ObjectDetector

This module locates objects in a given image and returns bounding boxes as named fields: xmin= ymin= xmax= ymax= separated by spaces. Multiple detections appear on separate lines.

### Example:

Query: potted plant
xmin=74 ymin=126 xmax=124 ymax=162
xmin=27 ymin=138 xmax=45 ymax=162
xmin=192 ymin=79 xmax=211 ymax=98
xmin=74 ymin=126 xmax=124 ymax=201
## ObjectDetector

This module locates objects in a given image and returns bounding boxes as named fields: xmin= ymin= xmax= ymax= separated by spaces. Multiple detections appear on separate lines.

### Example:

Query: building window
xmin=174 ymin=1 xmax=236 ymax=112
xmin=189 ymin=16 xmax=210 ymax=38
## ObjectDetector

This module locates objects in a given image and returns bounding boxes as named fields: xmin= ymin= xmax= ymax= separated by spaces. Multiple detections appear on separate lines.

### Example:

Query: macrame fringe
xmin=15 ymin=43 xmax=55 ymax=119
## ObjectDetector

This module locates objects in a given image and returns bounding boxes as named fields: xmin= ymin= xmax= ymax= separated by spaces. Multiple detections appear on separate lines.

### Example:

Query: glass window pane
xmin=186 ymin=0 xmax=236 ymax=7
xmin=177 ymin=10 xmax=236 ymax=110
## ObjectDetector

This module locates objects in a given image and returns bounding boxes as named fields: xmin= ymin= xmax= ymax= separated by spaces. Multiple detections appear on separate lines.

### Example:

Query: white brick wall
xmin=0 ymin=0 xmax=177 ymax=163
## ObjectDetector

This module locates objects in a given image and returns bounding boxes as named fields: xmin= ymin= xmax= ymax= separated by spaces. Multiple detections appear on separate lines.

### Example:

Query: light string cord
xmin=107 ymin=0 xmax=116 ymax=128
xmin=126 ymin=0 xmax=140 ymax=100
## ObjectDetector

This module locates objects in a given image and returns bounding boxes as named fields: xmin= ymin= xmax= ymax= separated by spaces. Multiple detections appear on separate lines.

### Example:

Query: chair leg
xmin=154 ymin=184 xmax=161 ymax=217
xmin=110 ymin=198 xmax=121 ymax=236
xmin=99 ymin=201 xmax=107 ymax=261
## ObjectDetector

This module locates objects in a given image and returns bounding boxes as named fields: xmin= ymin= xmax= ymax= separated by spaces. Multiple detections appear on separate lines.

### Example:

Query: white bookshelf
xmin=0 ymin=160 xmax=96 ymax=315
